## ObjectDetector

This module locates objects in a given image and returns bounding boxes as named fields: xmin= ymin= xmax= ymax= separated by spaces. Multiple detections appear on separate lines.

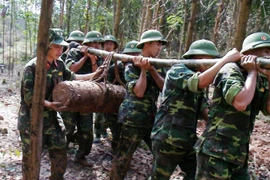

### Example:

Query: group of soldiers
xmin=18 ymin=27 xmax=270 ymax=180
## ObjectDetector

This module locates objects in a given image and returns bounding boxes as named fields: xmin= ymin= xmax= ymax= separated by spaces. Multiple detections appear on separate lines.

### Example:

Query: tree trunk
xmin=212 ymin=0 xmax=225 ymax=44
xmin=233 ymin=0 xmax=252 ymax=51
xmin=84 ymin=0 xmax=91 ymax=33
xmin=143 ymin=0 xmax=152 ymax=32
xmin=185 ymin=0 xmax=198 ymax=52
xmin=152 ymin=1 xmax=161 ymax=30
xmin=29 ymin=0 xmax=54 ymax=179
xmin=53 ymin=81 xmax=126 ymax=113
xmin=179 ymin=0 xmax=188 ymax=58
xmin=114 ymin=0 xmax=122 ymax=39
xmin=59 ymin=0 xmax=65 ymax=29
xmin=66 ymin=0 xmax=72 ymax=35
xmin=158 ymin=0 xmax=165 ymax=29
xmin=139 ymin=0 xmax=147 ymax=37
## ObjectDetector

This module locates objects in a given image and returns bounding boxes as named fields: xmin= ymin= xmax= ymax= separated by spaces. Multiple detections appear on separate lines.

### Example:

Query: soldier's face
xmin=145 ymin=41 xmax=162 ymax=57
xmin=85 ymin=42 xmax=102 ymax=49
xmin=104 ymin=41 xmax=116 ymax=52
xmin=48 ymin=44 xmax=63 ymax=60
xmin=252 ymin=47 xmax=270 ymax=57
xmin=192 ymin=55 xmax=215 ymax=72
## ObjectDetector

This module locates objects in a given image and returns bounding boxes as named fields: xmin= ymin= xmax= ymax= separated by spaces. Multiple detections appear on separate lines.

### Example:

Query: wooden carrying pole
xmin=85 ymin=47 xmax=270 ymax=69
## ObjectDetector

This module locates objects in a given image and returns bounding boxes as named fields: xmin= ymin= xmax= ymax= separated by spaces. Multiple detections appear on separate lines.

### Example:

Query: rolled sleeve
xmin=187 ymin=72 xmax=201 ymax=93
xmin=225 ymin=84 xmax=242 ymax=106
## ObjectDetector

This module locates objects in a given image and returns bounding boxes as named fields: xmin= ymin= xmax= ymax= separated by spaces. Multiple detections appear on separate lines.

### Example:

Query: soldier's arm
xmin=133 ymin=70 xmax=148 ymax=98
xmin=232 ymin=55 xmax=257 ymax=111
xmin=198 ymin=48 xmax=241 ymax=89
xmin=69 ymin=55 xmax=88 ymax=73
xmin=148 ymin=67 xmax=164 ymax=91
xmin=257 ymin=62 xmax=270 ymax=114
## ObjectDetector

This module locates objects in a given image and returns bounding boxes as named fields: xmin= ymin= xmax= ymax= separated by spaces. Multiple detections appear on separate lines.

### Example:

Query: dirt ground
xmin=0 ymin=68 xmax=269 ymax=180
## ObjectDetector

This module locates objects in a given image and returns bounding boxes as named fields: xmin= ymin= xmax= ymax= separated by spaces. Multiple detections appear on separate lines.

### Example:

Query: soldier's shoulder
xmin=25 ymin=57 xmax=37 ymax=67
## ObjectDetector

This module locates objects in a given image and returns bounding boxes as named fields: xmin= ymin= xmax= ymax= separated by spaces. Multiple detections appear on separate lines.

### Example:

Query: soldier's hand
xmin=50 ymin=102 xmax=67 ymax=111
xmin=133 ymin=56 xmax=143 ymax=68
xmin=223 ymin=48 xmax=242 ymax=63
xmin=80 ymin=45 xmax=89 ymax=56
xmin=241 ymin=55 xmax=257 ymax=73
xmin=133 ymin=56 xmax=153 ymax=70
xmin=257 ymin=57 xmax=270 ymax=79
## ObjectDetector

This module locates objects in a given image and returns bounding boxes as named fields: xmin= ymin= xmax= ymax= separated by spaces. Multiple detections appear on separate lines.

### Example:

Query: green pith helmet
xmin=49 ymin=28 xmax=69 ymax=46
xmin=123 ymin=40 xmax=142 ymax=54
xmin=137 ymin=29 xmax=167 ymax=49
xmin=241 ymin=32 xmax=270 ymax=53
xmin=66 ymin=30 xmax=85 ymax=42
xmin=104 ymin=35 xmax=119 ymax=48
xmin=83 ymin=31 xmax=104 ymax=44
xmin=182 ymin=39 xmax=219 ymax=59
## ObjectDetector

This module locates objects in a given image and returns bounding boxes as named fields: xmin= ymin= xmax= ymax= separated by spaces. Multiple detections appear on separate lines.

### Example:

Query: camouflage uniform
xmin=102 ymin=62 xmax=126 ymax=152
xmin=18 ymin=58 xmax=75 ymax=180
xmin=63 ymin=48 xmax=103 ymax=158
xmin=194 ymin=62 xmax=270 ymax=179
xmin=150 ymin=63 xmax=208 ymax=180
xmin=110 ymin=62 xmax=165 ymax=179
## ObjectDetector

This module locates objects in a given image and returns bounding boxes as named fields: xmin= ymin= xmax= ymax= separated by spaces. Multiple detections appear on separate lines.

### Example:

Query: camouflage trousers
xmin=150 ymin=139 xmax=196 ymax=180
xmin=19 ymin=111 xmax=67 ymax=180
xmin=94 ymin=113 xmax=122 ymax=152
xmin=106 ymin=113 xmax=122 ymax=152
xmin=110 ymin=125 xmax=152 ymax=180
xmin=62 ymin=111 xmax=93 ymax=158
xmin=195 ymin=152 xmax=250 ymax=180
xmin=94 ymin=113 xmax=108 ymax=138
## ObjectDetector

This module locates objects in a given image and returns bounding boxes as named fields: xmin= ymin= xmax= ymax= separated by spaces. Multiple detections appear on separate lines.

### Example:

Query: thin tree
xmin=185 ymin=0 xmax=198 ymax=52
xmin=233 ymin=0 xmax=252 ymax=51
xmin=84 ymin=0 xmax=91 ymax=34
xmin=29 ymin=0 xmax=54 ymax=179
xmin=139 ymin=0 xmax=147 ymax=37
xmin=143 ymin=0 xmax=152 ymax=32
xmin=59 ymin=0 xmax=65 ymax=29
xmin=152 ymin=0 xmax=161 ymax=30
xmin=2 ymin=6 xmax=7 ymax=65
xmin=114 ymin=0 xmax=122 ymax=39
xmin=212 ymin=0 xmax=225 ymax=45
xmin=179 ymin=0 xmax=188 ymax=58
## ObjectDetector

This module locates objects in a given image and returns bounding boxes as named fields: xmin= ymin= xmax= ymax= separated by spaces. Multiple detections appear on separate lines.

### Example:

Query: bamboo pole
xmin=84 ymin=47 xmax=270 ymax=69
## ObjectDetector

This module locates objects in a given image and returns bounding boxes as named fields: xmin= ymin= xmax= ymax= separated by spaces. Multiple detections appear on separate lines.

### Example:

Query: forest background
xmin=1 ymin=0 xmax=270 ymax=74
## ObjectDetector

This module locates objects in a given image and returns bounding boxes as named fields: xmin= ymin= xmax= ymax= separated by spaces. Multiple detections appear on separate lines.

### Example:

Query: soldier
xmin=103 ymin=34 xmax=119 ymax=52
xmin=105 ymin=40 xmax=142 ymax=153
xmin=122 ymin=40 xmax=142 ymax=56
xmin=110 ymin=30 xmax=167 ymax=180
xmin=194 ymin=32 xmax=270 ymax=179
xmin=94 ymin=34 xmax=119 ymax=144
xmin=60 ymin=30 xmax=84 ymax=61
xmin=18 ymin=28 xmax=98 ymax=180
xmin=149 ymin=39 xmax=241 ymax=180
xmin=64 ymin=30 xmax=104 ymax=166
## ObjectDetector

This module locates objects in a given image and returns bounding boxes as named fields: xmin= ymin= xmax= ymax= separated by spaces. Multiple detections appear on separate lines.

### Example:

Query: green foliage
xmin=166 ymin=14 xmax=183 ymax=29
xmin=1 ymin=0 xmax=270 ymax=65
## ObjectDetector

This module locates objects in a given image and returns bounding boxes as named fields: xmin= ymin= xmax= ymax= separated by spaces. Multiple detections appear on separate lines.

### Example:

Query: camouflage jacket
xmin=65 ymin=48 xmax=103 ymax=74
xmin=107 ymin=61 xmax=126 ymax=85
xmin=118 ymin=63 xmax=166 ymax=128
xmin=194 ymin=62 xmax=270 ymax=166
xmin=151 ymin=63 xmax=208 ymax=149
xmin=18 ymin=57 xmax=75 ymax=131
